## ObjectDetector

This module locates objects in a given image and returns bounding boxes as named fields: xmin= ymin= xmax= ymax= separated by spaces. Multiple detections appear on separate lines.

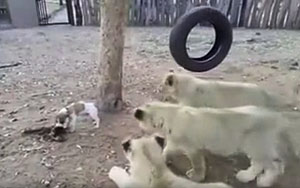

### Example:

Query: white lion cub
xmin=109 ymin=135 xmax=232 ymax=188
xmin=134 ymin=102 xmax=300 ymax=187
xmin=160 ymin=72 xmax=290 ymax=109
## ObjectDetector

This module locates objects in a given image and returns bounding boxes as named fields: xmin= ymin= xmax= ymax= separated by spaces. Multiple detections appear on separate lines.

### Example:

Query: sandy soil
xmin=0 ymin=26 xmax=300 ymax=188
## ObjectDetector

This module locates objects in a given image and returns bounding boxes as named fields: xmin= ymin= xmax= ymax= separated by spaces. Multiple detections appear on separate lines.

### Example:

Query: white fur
xmin=161 ymin=72 xmax=289 ymax=109
xmin=109 ymin=136 xmax=232 ymax=188
xmin=135 ymin=102 xmax=300 ymax=187
xmin=58 ymin=108 xmax=68 ymax=114
xmin=82 ymin=102 xmax=100 ymax=128
xmin=55 ymin=101 xmax=100 ymax=132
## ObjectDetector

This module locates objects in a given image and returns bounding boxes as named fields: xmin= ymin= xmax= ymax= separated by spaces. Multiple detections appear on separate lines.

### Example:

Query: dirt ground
xmin=0 ymin=26 xmax=300 ymax=188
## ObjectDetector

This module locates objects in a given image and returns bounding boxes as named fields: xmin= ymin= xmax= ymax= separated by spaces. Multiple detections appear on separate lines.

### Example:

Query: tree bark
xmin=97 ymin=0 xmax=128 ymax=112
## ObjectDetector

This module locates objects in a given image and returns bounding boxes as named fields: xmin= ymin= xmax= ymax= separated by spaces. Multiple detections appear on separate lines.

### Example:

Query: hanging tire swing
xmin=169 ymin=6 xmax=233 ymax=72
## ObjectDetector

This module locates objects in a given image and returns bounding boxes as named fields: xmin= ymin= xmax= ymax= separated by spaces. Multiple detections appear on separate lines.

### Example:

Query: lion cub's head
xmin=134 ymin=101 xmax=177 ymax=132
xmin=121 ymin=135 xmax=165 ymax=166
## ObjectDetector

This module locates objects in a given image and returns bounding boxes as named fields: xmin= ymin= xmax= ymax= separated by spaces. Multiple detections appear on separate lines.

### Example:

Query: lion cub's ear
xmin=165 ymin=74 xmax=177 ymax=87
xmin=134 ymin=108 xmax=144 ymax=120
xmin=154 ymin=135 xmax=165 ymax=149
xmin=122 ymin=138 xmax=131 ymax=152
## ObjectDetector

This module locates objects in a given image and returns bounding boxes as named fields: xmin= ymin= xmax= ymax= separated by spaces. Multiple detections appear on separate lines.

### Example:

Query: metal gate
xmin=35 ymin=0 xmax=74 ymax=26
xmin=0 ymin=0 xmax=10 ymax=22
xmin=36 ymin=0 xmax=48 ymax=25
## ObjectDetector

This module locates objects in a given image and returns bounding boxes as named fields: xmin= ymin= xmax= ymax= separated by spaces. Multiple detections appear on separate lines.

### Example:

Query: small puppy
xmin=55 ymin=101 xmax=100 ymax=132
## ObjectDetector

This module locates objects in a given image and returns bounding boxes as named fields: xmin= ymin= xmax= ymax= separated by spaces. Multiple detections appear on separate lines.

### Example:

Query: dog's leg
xmin=68 ymin=114 xmax=77 ymax=132
xmin=109 ymin=166 xmax=131 ymax=188
xmin=185 ymin=150 xmax=206 ymax=182
xmin=89 ymin=107 xmax=100 ymax=128
xmin=236 ymin=160 xmax=264 ymax=183
xmin=256 ymin=160 xmax=284 ymax=187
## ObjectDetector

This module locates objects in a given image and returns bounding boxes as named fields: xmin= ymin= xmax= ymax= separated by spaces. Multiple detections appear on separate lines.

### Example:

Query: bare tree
xmin=97 ymin=0 xmax=128 ymax=112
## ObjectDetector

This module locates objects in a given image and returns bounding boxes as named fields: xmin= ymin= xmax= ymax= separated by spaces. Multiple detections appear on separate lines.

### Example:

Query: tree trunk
xmin=97 ymin=0 xmax=128 ymax=112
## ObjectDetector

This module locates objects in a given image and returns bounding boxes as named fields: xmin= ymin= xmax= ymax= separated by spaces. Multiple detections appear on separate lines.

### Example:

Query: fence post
xmin=66 ymin=0 xmax=75 ymax=25
xmin=261 ymin=0 xmax=273 ymax=28
xmin=287 ymin=0 xmax=299 ymax=29
xmin=270 ymin=0 xmax=281 ymax=28
xmin=238 ymin=0 xmax=247 ymax=26
xmin=230 ymin=0 xmax=241 ymax=27
xmin=277 ymin=0 xmax=291 ymax=28
xmin=74 ymin=0 xmax=83 ymax=25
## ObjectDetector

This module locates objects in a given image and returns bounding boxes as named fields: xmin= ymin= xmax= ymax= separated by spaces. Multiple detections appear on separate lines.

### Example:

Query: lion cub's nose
xmin=134 ymin=109 xmax=144 ymax=120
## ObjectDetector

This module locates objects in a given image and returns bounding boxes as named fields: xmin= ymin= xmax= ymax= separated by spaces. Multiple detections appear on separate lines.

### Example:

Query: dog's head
xmin=55 ymin=108 xmax=70 ymax=128
xmin=134 ymin=102 xmax=172 ymax=132
xmin=121 ymin=135 xmax=165 ymax=166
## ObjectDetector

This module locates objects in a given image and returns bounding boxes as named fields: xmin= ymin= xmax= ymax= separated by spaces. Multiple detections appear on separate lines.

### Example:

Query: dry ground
xmin=0 ymin=26 xmax=300 ymax=188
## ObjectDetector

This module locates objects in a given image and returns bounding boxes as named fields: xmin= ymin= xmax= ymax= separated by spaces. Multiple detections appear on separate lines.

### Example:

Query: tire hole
xmin=186 ymin=21 xmax=215 ymax=59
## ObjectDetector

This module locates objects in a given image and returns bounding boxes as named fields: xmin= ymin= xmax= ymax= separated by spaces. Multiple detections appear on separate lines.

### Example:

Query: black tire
xmin=169 ymin=6 xmax=233 ymax=72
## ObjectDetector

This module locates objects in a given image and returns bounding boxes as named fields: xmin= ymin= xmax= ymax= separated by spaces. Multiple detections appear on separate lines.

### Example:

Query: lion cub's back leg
xmin=256 ymin=160 xmax=284 ymax=187
xmin=236 ymin=160 xmax=264 ymax=183
xmin=238 ymin=131 xmax=284 ymax=187
xmin=185 ymin=149 xmax=206 ymax=182
xmin=164 ymin=141 xmax=207 ymax=182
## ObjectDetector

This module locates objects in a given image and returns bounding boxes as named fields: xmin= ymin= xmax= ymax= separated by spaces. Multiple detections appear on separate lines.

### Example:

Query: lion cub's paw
xmin=109 ymin=166 xmax=124 ymax=180
xmin=186 ymin=168 xmax=205 ymax=182
xmin=256 ymin=172 xmax=277 ymax=187
xmin=236 ymin=169 xmax=257 ymax=183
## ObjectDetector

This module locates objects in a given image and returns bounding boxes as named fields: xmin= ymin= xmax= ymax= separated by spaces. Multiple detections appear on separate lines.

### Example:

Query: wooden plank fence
xmin=72 ymin=0 xmax=300 ymax=29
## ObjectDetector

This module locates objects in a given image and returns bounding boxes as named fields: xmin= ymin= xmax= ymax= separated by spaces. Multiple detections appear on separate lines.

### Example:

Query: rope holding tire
xmin=169 ymin=6 xmax=233 ymax=72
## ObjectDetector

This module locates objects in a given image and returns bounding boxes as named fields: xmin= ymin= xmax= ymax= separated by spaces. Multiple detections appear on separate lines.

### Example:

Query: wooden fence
xmin=72 ymin=0 xmax=300 ymax=29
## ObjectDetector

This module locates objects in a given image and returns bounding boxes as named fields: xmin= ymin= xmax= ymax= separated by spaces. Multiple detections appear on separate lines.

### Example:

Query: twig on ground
xmin=22 ymin=125 xmax=68 ymax=142
xmin=31 ymin=92 xmax=50 ymax=97
xmin=195 ymin=75 xmax=224 ymax=80
xmin=0 ymin=62 xmax=22 ymax=69
xmin=4 ymin=103 xmax=29 ymax=116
